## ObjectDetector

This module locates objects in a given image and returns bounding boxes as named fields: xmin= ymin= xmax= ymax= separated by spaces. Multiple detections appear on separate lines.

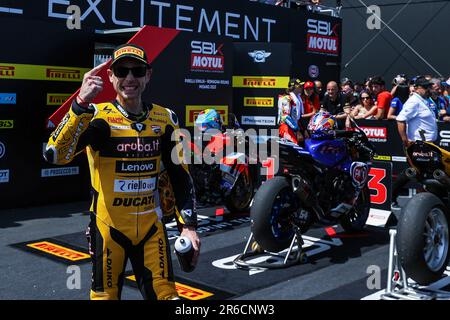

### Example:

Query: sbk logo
xmin=191 ymin=41 xmax=224 ymax=55
xmin=191 ymin=41 xmax=224 ymax=71
xmin=307 ymin=19 xmax=339 ymax=36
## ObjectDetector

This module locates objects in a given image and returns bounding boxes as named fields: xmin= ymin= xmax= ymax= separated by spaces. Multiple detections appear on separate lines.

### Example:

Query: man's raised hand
xmin=77 ymin=61 xmax=109 ymax=104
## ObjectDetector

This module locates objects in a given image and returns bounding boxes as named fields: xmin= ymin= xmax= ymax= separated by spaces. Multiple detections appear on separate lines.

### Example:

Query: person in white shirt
xmin=392 ymin=76 xmax=435 ymax=211
xmin=396 ymin=76 xmax=437 ymax=147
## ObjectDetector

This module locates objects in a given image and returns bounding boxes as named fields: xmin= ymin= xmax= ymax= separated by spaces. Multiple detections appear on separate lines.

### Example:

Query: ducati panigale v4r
xmin=395 ymin=139 xmax=450 ymax=285
xmin=250 ymin=127 xmax=375 ymax=253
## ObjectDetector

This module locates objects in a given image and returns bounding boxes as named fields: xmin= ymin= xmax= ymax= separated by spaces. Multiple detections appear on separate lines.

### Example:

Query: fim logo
xmin=248 ymin=50 xmax=271 ymax=63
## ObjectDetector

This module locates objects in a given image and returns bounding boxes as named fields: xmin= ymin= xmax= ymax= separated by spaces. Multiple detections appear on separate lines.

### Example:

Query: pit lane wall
xmin=0 ymin=1 xmax=341 ymax=208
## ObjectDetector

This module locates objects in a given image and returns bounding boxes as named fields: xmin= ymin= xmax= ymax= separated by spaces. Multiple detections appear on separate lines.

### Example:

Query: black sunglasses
xmin=113 ymin=66 xmax=147 ymax=78
xmin=361 ymin=96 xmax=371 ymax=100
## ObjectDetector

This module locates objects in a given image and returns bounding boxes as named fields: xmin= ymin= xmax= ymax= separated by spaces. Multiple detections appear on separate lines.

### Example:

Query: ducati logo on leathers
xmin=132 ymin=123 xmax=146 ymax=132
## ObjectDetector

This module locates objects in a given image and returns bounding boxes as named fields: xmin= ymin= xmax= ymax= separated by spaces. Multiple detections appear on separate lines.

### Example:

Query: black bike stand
xmin=233 ymin=231 xmax=308 ymax=270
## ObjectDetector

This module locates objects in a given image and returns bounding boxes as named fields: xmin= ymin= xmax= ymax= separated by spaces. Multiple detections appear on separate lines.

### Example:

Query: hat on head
xmin=304 ymin=81 xmax=315 ymax=89
xmin=413 ymin=76 xmax=432 ymax=88
xmin=111 ymin=44 xmax=149 ymax=67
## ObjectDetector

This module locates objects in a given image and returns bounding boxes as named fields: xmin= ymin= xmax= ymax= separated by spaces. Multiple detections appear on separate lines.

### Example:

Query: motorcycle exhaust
xmin=291 ymin=176 xmax=312 ymax=203
xmin=433 ymin=169 xmax=450 ymax=188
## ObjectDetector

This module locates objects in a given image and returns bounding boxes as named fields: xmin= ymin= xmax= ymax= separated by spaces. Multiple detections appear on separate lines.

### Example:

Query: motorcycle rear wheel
xmin=397 ymin=192 xmax=450 ymax=285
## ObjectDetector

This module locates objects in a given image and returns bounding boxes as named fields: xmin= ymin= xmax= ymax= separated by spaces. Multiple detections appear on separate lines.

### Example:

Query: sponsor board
xmin=184 ymin=78 xmax=230 ymax=90
xmin=373 ymin=155 xmax=391 ymax=161
xmin=248 ymin=50 xmax=271 ymax=63
xmin=243 ymin=97 xmax=274 ymax=107
xmin=126 ymin=275 xmax=214 ymax=300
xmin=46 ymin=93 xmax=71 ymax=106
xmin=232 ymin=76 xmax=289 ymax=88
xmin=0 ymin=120 xmax=13 ymax=129
xmin=306 ymin=19 xmax=339 ymax=56
xmin=391 ymin=156 xmax=407 ymax=162
xmin=185 ymin=105 xmax=228 ymax=126
xmin=360 ymin=126 xmax=387 ymax=142
xmin=439 ymin=130 xmax=450 ymax=147
xmin=114 ymin=177 xmax=156 ymax=193
xmin=0 ymin=63 xmax=89 ymax=82
xmin=191 ymin=41 xmax=224 ymax=72
xmin=241 ymin=116 xmax=276 ymax=126
xmin=27 ymin=241 xmax=90 ymax=261
xmin=41 ymin=166 xmax=79 ymax=177
xmin=0 ymin=169 xmax=9 ymax=183
xmin=0 ymin=93 xmax=16 ymax=104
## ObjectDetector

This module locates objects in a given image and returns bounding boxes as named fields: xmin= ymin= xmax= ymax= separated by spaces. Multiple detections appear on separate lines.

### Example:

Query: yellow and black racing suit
xmin=44 ymin=100 xmax=197 ymax=300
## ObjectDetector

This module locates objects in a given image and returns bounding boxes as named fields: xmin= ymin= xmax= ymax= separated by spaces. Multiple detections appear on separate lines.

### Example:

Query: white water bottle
xmin=174 ymin=236 xmax=195 ymax=273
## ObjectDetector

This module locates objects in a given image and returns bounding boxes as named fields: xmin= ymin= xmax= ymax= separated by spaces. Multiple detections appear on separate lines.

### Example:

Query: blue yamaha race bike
xmin=251 ymin=128 xmax=375 ymax=252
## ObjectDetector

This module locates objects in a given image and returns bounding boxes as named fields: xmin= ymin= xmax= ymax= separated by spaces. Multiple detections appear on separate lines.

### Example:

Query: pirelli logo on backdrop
xmin=232 ymin=76 xmax=289 ymax=88
xmin=27 ymin=241 xmax=90 ymax=261
xmin=0 ymin=120 xmax=13 ymax=129
xmin=0 ymin=66 xmax=15 ymax=77
xmin=46 ymin=68 xmax=81 ymax=80
xmin=47 ymin=93 xmax=71 ymax=106
xmin=243 ymin=97 xmax=274 ymax=107
xmin=0 ymin=63 xmax=88 ymax=82
xmin=185 ymin=105 xmax=228 ymax=127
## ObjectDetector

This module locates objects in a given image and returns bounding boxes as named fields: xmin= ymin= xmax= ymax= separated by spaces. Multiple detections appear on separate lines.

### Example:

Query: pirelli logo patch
xmin=26 ymin=241 xmax=90 ymax=262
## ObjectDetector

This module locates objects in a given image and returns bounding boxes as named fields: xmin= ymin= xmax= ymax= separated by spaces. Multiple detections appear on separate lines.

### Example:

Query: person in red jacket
xmin=370 ymin=76 xmax=393 ymax=119
xmin=301 ymin=81 xmax=320 ymax=120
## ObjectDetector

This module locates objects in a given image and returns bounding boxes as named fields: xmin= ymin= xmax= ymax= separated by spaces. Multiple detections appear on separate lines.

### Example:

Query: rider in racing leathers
xmin=44 ymin=44 xmax=199 ymax=300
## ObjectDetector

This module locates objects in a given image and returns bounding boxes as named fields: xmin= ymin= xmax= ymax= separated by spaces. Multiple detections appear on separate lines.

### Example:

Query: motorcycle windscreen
xmin=306 ymin=139 xmax=348 ymax=168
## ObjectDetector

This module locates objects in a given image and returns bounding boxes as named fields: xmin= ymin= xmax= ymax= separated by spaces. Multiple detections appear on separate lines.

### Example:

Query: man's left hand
xmin=180 ymin=225 xmax=201 ymax=267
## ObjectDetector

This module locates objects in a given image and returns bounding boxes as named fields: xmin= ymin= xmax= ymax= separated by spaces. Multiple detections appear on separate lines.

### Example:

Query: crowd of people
xmin=277 ymin=74 xmax=450 ymax=144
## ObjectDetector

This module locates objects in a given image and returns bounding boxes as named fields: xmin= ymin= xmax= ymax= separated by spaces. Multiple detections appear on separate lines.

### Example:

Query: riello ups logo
xmin=306 ymin=19 xmax=339 ymax=56
xmin=46 ymin=68 xmax=81 ymax=80
xmin=191 ymin=41 xmax=224 ymax=72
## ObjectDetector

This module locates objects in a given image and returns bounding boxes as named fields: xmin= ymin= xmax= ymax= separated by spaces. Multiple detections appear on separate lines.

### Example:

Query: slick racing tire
xmin=251 ymin=176 xmax=296 ymax=252
xmin=224 ymin=170 xmax=254 ymax=213
xmin=340 ymin=186 xmax=370 ymax=232
xmin=397 ymin=192 xmax=450 ymax=285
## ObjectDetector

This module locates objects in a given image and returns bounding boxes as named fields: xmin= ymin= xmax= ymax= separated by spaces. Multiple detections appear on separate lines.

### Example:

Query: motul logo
xmin=191 ymin=54 xmax=224 ymax=70
xmin=307 ymin=35 xmax=338 ymax=54
xmin=46 ymin=68 xmax=81 ymax=80
xmin=361 ymin=127 xmax=387 ymax=140
xmin=243 ymin=78 xmax=276 ymax=87
xmin=0 ymin=66 xmax=15 ymax=77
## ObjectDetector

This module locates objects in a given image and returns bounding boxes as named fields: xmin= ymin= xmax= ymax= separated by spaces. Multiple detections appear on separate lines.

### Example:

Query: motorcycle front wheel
xmin=397 ymin=192 xmax=450 ymax=285
xmin=251 ymin=176 xmax=298 ymax=252
xmin=224 ymin=169 xmax=254 ymax=213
